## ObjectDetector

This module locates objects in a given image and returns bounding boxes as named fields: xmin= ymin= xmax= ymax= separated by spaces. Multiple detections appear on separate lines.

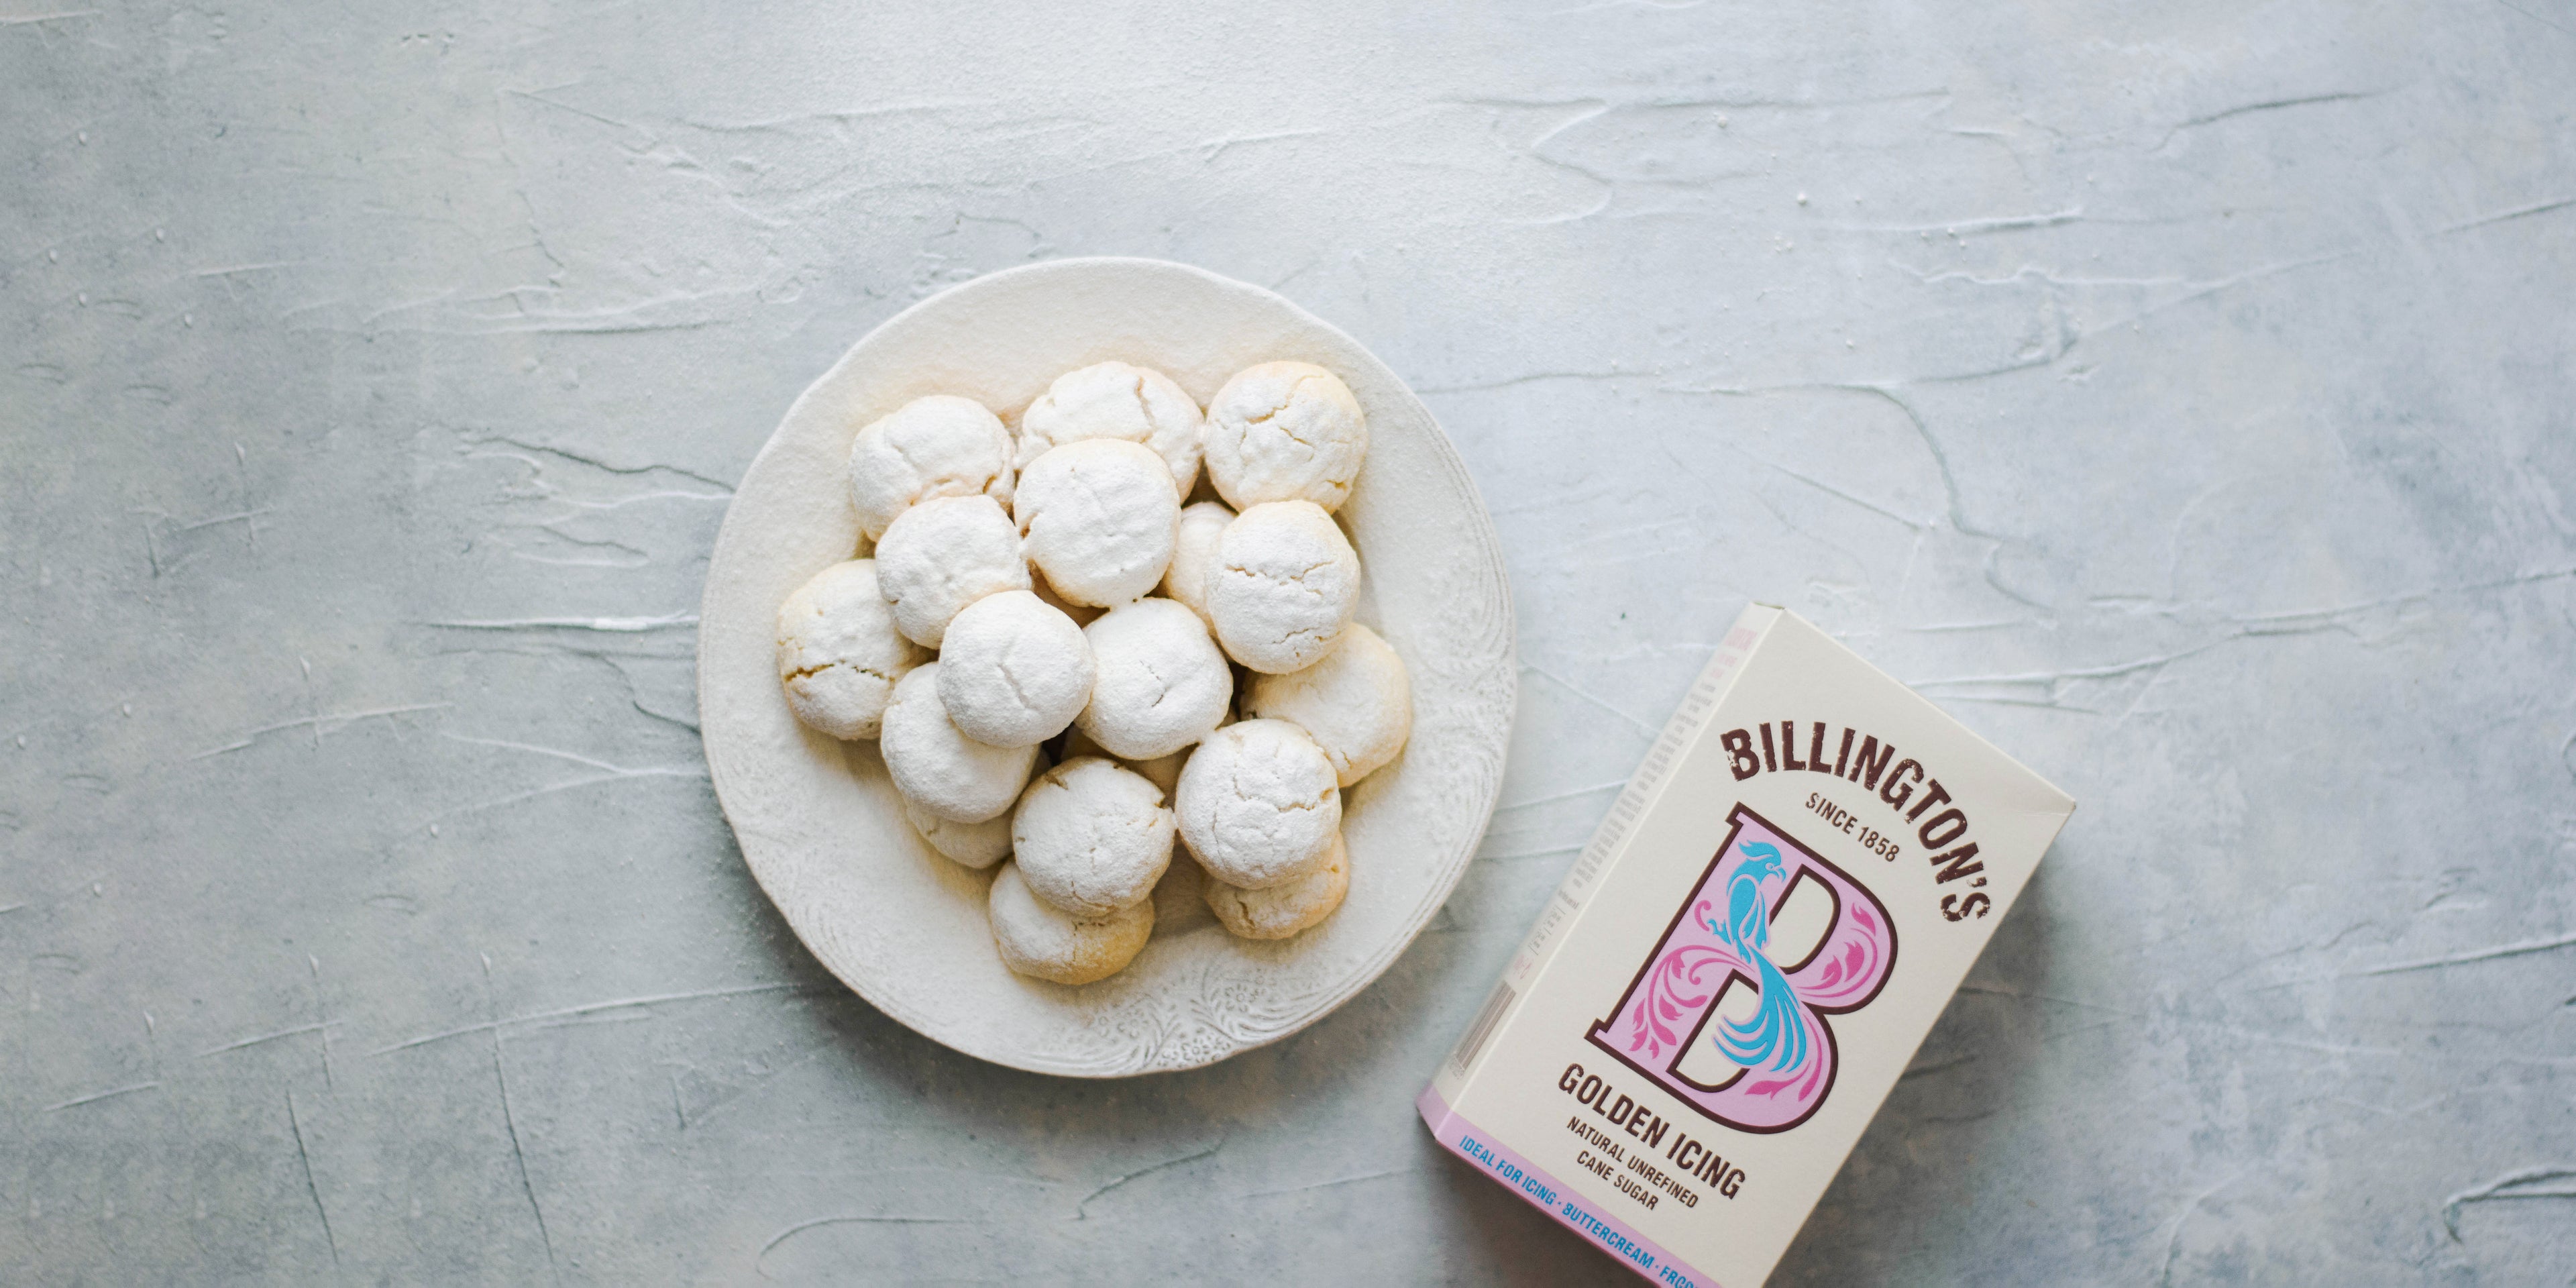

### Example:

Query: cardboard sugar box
xmin=1421 ymin=605 xmax=2075 ymax=1287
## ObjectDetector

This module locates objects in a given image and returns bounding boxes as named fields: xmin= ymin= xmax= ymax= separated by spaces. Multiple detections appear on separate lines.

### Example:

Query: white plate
xmin=698 ymin=258 xmax=1516 ymax=1076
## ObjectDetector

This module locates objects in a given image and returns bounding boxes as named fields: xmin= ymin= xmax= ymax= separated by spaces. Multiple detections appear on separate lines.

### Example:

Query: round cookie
xmin=1242 ymin=622 xmax=1411 ymax=786
xmin=906 ymin=795 xmax=1014 ymax=869
xmin=1205 ymin=500 xmax=1361 ymax=674
xmin=1160 ymin=500 xmax=1236 ymax=629
xmin=989 ymin=862 xmax=1153 ymax=986
xmin=1075 ymin=598 xmax=1234 ymax=760
xmin=848 ymin=394 xmax=1014 ymax=541
xmin=1014 ymin=439 xmax=1179 ymax=608
xmin=879 ymin=663 xmax=1038 ymax=824
xmin=1016 ymin=362 xmax=1205 ymax=496
xmin=1202 ymin=362 xmax=1367 ymax=513
xmin=1205 ymin=830 xmax=1348 ymax=940
xmin=774 ymin=559 xmax=928 ymax=740
xmin=1173 ymin=718 xmax=1342 ymax=889
xmin=936 ymin=590 xmax=1095 ymax=748
xmin=873 ymin=494 xmax=1031 ymax=648
xmin=1011 ymin=757 xmax=1175 ymax=918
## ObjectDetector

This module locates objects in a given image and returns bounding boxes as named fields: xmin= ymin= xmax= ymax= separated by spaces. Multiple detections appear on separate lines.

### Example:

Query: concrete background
xmin=5 ymin=1 xmax=2574 ymax=1282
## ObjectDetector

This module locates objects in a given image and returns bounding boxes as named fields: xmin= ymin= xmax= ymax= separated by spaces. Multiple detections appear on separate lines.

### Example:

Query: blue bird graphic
xmin=1702 ymin=843 xmax=1808 ymax=1073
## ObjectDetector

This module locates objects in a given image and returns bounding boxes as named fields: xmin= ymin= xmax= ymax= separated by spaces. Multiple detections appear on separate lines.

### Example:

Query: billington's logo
xmin=1586 ymin=804 xmax=1897 ymax=1134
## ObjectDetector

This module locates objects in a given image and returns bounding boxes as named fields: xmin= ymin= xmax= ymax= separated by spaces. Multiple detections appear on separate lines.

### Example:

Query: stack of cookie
xmin=773 ymin=361 xmax=1412 ymax=985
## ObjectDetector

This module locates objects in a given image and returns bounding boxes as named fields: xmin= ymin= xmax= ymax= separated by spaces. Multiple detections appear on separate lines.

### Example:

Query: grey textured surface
xmin=4 ymin=1 xmax=2572 ymax=1282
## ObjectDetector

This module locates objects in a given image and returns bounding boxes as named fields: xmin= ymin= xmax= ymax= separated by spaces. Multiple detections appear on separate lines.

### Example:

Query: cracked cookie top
xmin=774 ymin=558 xmax=928 ymax=741
xmin=1203 ymin=361 xmax=1367 ymax=513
